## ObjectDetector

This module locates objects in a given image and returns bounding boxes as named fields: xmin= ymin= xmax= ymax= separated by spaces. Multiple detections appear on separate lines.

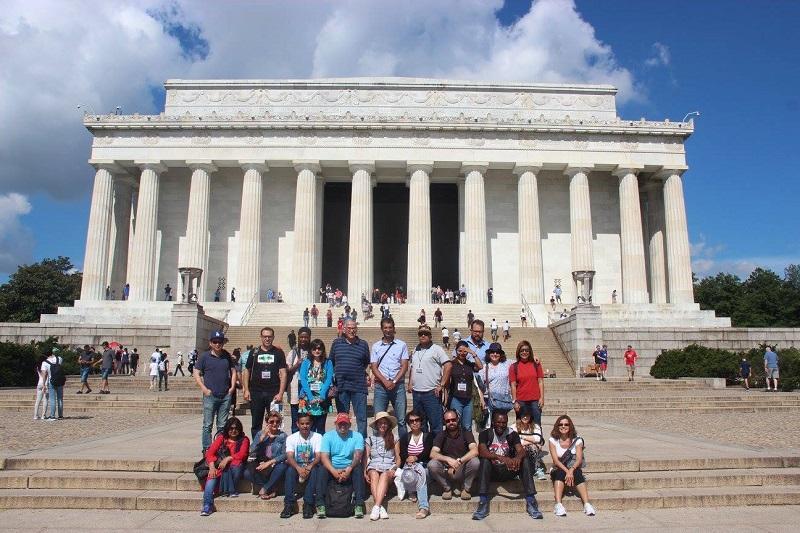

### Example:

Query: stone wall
xmin=0 ymin=323 xmax=170 ymax=352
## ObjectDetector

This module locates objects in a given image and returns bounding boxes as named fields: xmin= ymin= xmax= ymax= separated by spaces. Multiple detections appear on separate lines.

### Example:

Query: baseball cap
xmin=209 ymin=330 xmax=227 ymax=342
xmin=335 ymin=412 xmax=351 ymax=425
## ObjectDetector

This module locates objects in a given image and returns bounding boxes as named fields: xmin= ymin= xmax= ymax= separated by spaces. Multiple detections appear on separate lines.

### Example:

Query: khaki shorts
xmin=767 ymin=367 xmax=780 ymax=379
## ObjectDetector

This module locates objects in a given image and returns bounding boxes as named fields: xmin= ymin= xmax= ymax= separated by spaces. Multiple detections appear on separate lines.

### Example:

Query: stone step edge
xmin=3 ymin=456 xmax=799 ymax=474
xmin=2 ymin=485 xmax=800 ymax=512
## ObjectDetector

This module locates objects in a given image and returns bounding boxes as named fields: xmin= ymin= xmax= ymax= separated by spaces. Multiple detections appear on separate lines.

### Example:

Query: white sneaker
xmin=33 ymin=416 xmax=39 ymax=420
xmin=370 ymin=505 xmax=381 ymax=521
xmin=554 ymin=502 xmax=567 ymax=516
xmin=379 ymin=506 xmax=389 ymax=519
xmin=584 ymin=502 xmax=596 ymax=516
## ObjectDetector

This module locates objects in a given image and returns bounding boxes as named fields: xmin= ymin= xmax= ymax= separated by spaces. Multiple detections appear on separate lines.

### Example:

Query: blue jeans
xmin=284 ymin=463 xmax=320 ymax=504
xmin=517 ymin=400 xmax=542 ymax=427
xmin=47 ymin=383 xmax=63 ymax=418
xmin=335 ymin=390 xmax=367 ymax=437
xmin=80 ymin=366 xmax=91 ymax=383
xmin=412 ymin=390 xmax=443 ymax=435
xmin=201 ymin=394 xmax=232 ymax=451
xmin=449 ymin=395 xmax=472 ymax=432
xmin=290 ymin=404 xmax=299 ymax=434
xmin=245 ymin=461 xmax=289 ymax=494
xmin=373 ymin=381 xmax=407 ymax=437
xmin=202 ymin=464 xmax=243 ymax=507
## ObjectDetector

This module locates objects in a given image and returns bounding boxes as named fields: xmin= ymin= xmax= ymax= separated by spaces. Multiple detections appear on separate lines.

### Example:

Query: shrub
xmin=741 ymin=344 xmax=800 ymax=392
xmin=0 ymin=337 xmax=79 ymax=387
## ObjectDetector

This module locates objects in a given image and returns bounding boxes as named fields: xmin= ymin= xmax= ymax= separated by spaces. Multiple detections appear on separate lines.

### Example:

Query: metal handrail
xmin=240 ymin=293 xmax=258 ymax=326
xmin=520 ymin=293 xmax=537 ymax=327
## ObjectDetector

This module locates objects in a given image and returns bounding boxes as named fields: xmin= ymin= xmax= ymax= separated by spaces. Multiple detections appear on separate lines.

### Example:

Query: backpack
xmin=49 ymin=357 xmax=66 ymax=387
xmin=325 ymin=479 xmax=354 ymax=517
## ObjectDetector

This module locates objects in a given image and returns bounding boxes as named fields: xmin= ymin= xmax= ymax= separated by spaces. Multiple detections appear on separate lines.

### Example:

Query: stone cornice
xmin=564 ymin=165 xmax=594 ymax=177
xmin=513 ymin=163 xmax=544 ymax=175
xmin=348 ymin=160 xmax=375 ymax=174
xmin=293 ymin=160 xmax=322 ymax=174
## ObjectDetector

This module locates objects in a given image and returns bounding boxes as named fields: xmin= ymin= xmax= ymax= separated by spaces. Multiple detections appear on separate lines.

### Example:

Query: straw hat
xmin=369 ymin=411 xmax=398 ymax=431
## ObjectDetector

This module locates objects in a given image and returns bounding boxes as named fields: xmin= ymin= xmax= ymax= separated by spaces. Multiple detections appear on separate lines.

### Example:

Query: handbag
xmin=193 ymin=435 xmax=232 ymax=487
xmin=560 ymin=436 xmax=586 ymax=470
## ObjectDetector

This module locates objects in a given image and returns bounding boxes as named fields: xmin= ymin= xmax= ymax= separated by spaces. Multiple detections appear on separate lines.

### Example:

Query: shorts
xmin=101 ymin=368 xmax=112 ymax=380
xmin=80 ymin=366 xmax=91 ymax=382
xmin=550 ymin=467 xmax=586 ymax=486
xmin=599 ymin=362 xmax=607 ymax=371
xmin=443 ymin=337 xmax=449 ymax=344
xmin=767 ymin=368 xmax=779 ymax=379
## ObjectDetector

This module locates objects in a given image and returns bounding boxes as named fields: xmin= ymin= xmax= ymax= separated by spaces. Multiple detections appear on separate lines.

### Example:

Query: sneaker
xmin=526 ymin=499 xmax=543 ymax=519
xmin=452 ymin=488 xmax=462 ymax=498
xmin=584 ymin=502 xmax=596 ymax=516
xmin=460 ymin=490 xmax=471 ymax=501
xmin=554 ymin=502 xmax=567 ymax=516
xmin=316 ymin=505 xmax=326 ymax=519
xmin=280 ymin=504 xmax=296 ymax=519
xmin=535 ymin=467 xmax=547 ymax=480
xmin=230 ymin=492 xmax=239 ymax=498
xmin=354 ymin=504 xmax=365 ymax=519
xmin=302 ymin=503 xmax=315 ymax=519
xmin=370 ymin=505 xmax=381 ymax=521
xmin=76 ymin=391 xmax=83 ymax=394
xmin=200 ymin=504 xmax=212 ymax=516
xmin=441 ymin=490 xmax=453 ymax=500
xmin=86 ymin=388 xmax=92 ymax=393
xmin=379 ymin=506 xmax=389 ymax=519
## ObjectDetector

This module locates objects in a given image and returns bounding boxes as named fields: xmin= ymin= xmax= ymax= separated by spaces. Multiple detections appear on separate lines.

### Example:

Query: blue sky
xmin=2 ymin=0 xmax=798 ymax=282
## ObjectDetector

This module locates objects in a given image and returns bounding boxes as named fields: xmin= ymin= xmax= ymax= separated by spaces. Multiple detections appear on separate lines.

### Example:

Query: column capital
xmin=134 ymin=160 xmax=167 ymax=173
xmin=513 ymin=162 xmax=543 ymax=176
xmin=654 ymin=165 xmax=688 ymax=179
xmin=88 ymin=159 xmax=124 ymax=173
xmin=461 ymin=162 xmax=489 ymax=175
xmin=293 ymin=160 xmax=321 ymax=173
xmin=407 ymin=161 xmax=434 ymax=174
xmin=612 ymin=165 xmax=644 ymax=178
xmin=564 ymin=165 xmax=594 ymax=178
xmin=238 ymin=160 xmax=268 ymax=172
xmin=348 ymin=160 xmax=375 ymax=173
xmin=186 ymin=160 xmax=217 ymax=173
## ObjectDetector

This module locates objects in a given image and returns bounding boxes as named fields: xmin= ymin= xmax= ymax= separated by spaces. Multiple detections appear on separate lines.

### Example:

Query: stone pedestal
xmin=169 ymin=303 xmax=227 ymax=360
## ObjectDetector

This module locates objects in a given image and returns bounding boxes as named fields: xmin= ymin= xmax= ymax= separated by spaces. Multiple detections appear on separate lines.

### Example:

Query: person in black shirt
xmin=243 ymin=327 xmax=288 ymax=439
xmin=472 ymin=410 xmax=541 ymax=520
xmin=447 ymin=341 xmax=483 ymax=431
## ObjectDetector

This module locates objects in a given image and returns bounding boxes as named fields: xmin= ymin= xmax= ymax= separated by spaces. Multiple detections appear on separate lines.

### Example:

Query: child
xmin=149 ymin=356 xmax=159 ymax=391
xmin=510 ymin=406 xmax=547 ymax=480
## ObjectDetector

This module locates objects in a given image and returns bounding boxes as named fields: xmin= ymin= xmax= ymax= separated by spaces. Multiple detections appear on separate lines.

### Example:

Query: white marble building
xmin=77 ymin=77 xmax=700 ymax=317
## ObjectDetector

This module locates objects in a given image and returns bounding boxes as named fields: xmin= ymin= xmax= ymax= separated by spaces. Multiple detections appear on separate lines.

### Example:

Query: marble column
xmin=347 ymin=161 xmax=374 ymax=303
xmin=615 ymin=167 xmax=649 ymax=303
xmin=183 ymin=161 xmax=216 ymax=301
xmin=128 ymin=161 xmax=166 ymax=301
xmin=566 ymin=166 xmax=595 ymax=303
xmin=645 ymin=182 xmax=668 ymax=303
xmin=662 ymin=170 xmax=694 ymax=304
xmin=291 ymin=160 xmax=321 ymax=303
xmin=514 ymin=163 xmax=545 ymax=304
xmin=80 ymin=161 xmax=119 ymax=301
xmin=236 ymin=161 xmax=267 ymax=304
xmin=461 ymin=163 xmax=489 ymax=304
xmin=108 ymin=177 xmax=133 ymax=296
xmin=406 ymin=162 xmax=433 ymax=304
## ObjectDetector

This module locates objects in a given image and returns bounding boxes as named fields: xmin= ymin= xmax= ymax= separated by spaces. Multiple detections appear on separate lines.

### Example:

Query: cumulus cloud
xmin=691 ymin=235 xmax=799 ymax=279
xmin=0 ymin=193 xmax=34 ymax=273
xmin=645 ymin=42 xmax=671 ymax=67
xmin=1 ymin=0 xmax=639 ymax=204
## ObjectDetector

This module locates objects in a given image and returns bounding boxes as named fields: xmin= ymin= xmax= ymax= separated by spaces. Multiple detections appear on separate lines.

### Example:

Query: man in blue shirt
xmin=318 ymin=412 xmax=366 ymax=519
xmin=329 ymin=319 xmax=371 ymax=437
xmin=466 ymin=319 xmax=490 ymax=363
xmin=764 ymin=346 xmax=780 ymax=391
xmin=193 ymin=330 xmax=237 ymax=451
xmin=370 ymin=317 xmax=409 ymax=437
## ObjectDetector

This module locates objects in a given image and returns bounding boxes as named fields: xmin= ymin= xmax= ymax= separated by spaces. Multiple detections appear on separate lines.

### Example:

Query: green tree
xmin=695 ymin=272 xmax=743 ymax=323
xmin=738 ymin=268 xmax=790 ymax=327
xmin=0 ymin=257 xmax=82 ymax=322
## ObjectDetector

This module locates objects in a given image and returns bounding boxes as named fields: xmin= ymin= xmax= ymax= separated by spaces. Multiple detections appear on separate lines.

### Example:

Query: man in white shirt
xmin=281 ymin=412 xmax=323 ymax=519
xmin=371 ymin=317 xmax=409 ymax=436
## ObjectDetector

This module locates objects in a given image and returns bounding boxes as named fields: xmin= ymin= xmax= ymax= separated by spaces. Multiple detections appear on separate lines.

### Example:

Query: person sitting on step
xmin=200 ymin=417 xmax=250 ymax=516
xmin=548 ymin=415 xmax=596 ymax=517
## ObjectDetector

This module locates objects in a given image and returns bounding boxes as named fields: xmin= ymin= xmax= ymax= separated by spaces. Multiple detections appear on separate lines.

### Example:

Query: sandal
xmin=415 ymin=509 xmax=430 ymax=519
xmin=409 ymin=493 xmax=418 ymax=503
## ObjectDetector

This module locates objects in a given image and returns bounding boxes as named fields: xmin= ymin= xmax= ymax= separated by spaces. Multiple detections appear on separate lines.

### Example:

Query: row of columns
xmin=80 ymin=160 xmax=695 ymax=306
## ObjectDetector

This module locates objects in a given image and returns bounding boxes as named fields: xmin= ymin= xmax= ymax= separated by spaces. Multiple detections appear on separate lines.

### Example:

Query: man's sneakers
xmin=526 ymin=498 xmax=543 ymax=519
xmin=584 ymin=502 xmax=596 ymax=516
xmin=354 ymin=504 xmax=365 ymax=519
xmin=302 ymin=503 xmax=315 ymax=519
xmin=535 ymin=467 xmax=547 ymax=480
xmin=554 ymin=502 xmax=567 ymax=516
xmin=472 ymin=500 xmax=490 ymax=520
xmin=370 ymin=505 xmax=381 ymax=521
xmin=316 ymin=505 xmax=326 ymax=519
xmin=280 ymin=503 xmax=297 ymax=519
xmin=200 ymin=504 xmax=213 ymax=516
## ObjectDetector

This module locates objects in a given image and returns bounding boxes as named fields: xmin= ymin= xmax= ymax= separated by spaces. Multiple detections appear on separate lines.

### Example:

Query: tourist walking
xmin=43 ymin=348 xmax=66 ymax=420
xmin=624 ymin=344 xmax=638 ymax=381
xmin=740 ymin=357 xmax=751 ymax=391
xmin=149 ymin=354 xmax=159 ymax=390
xmin=370 ymin=317 xmax=409 ymax=437
xmin=520 ymin=308 xmax=527 ymax=327
xmin=298 ymin=339 xmax=334 ymax=433
xmin=97 ymin=341 xmax=114 ymax=394
xmin=158 ymin=352 xmax=169 ymax=391
xmin=510 ymin=340 xmax=545 ymax=427
xmin=408 ymin=325 xmax=451 ymax=435
xmin=130 ymin=348 xmax=139 ymax=376
xmin=765 ymin=345 xmax=780 ymax=391
xmin=303 ymin=308 xmax=310 ymax=327
xmin=310 ymin=304 xmax=319 ymax=326
xmin=200 ymin=417 xmax=249 ymax=516
xmin=329 ymin=319 xmax=371 ymax=437
xmin=548 ymin=415 xmax=595 ymax=517
xmin=120 ymin=348 xmax=130 ymax=374
xmin=194 ymin=330 xmax=237 ymax=452
xmin=77 ymin=345 xmax=94 ymax=394
xmin=242 ymin=327 xmax=288 ymax=439
xmin=441 ymin=326 xmax=450 ymax=350
xmin=173 ymin=351 xmax=185 ymax=376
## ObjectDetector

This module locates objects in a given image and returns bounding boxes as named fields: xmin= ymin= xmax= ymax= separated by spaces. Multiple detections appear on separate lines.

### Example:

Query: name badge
xmin=257 ymin=354 xmax=270 ymax=364
xmin=261 ymin=370 xmax=271 ymax=380
xmin=310 ymin=382 xmax=321 ymax=392
xmin=457 ymin=382 xmax=467 ymax=392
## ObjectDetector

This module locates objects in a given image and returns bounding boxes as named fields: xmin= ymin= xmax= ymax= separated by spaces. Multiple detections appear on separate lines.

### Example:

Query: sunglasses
xmin=558 ymin=423 xmax=571 ymax=427
xmin=418 ymin=332 xmax=431 ymax=337
xmin=408 ymin=418 xmax=422 ymax=423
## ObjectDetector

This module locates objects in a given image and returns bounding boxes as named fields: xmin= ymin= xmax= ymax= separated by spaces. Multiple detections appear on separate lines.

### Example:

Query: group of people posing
xmin=193 ymin=317 xmax=595 ymax=520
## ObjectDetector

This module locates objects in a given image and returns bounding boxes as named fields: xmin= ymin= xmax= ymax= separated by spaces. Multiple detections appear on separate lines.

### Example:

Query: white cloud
xmin=691 ymin=235 xmax=799 ymax=279
xmin=0 ymin=0 xmax=639 ymax=203
xmin=645 ymin=42 xmax=671 ymax=67
xmin=0 ymin=193 xmax=34 ymax=272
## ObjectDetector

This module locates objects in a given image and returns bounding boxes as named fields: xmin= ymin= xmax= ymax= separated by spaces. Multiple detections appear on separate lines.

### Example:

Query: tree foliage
xmin=0 ymin=257 xmax=82 ymax=322
xmin=695 ymin=265 xmax=800 ymax=327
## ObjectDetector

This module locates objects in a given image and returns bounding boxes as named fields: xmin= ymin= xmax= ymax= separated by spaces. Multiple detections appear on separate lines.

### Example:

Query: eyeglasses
xmin=558 ymin=423 xmax=570 ymax=427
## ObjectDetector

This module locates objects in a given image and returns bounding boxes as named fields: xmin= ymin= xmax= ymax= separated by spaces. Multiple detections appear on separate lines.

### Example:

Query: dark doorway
xmin=431 ymin=183 xmax=458 ymax=290
xmin=373 ymin=183 xmax=409 ymax=292
xmin=321 ymin=182 xmax=350 ymax=291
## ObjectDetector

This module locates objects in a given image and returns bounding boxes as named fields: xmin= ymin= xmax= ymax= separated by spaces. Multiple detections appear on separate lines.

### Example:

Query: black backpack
xmin=49 ymin=357 xmax=66 ymax=387
xmin=326 ymin=479 xmax=354 ymax=517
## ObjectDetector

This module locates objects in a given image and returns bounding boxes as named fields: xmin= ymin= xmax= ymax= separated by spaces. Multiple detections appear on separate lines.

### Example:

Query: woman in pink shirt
xmin=201 ymin=417 xmax=250 ymax=516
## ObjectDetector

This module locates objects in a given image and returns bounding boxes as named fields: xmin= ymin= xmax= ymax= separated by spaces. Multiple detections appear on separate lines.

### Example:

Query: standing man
xmin=97 ymin=341 xmax=115 ymax=394
xmin=466 ymin=310 xmax=475 ymax=328
xmin=370 ymin=317 xmax=409 ymax=437
xmin=230 ymin=287 xmax=236 ymax=302
xmin=740 ymin=357 xmax=751 ymax=391
xmin=129 ymin=348 xmax=139 ymax=377
xmin=554 ymin=285 xmax=562 ymax=304
xmin=286 ymin=327 xmax=312 ymax=433
xmin=310 ymin=304 xmax=319 ymax=326
xmin=594 ymin=345 xmax=608 ymax=382
xmin=42 ymin=348 xmax=66 ymax=420
xmin=326 ymin=307 xmax=333 ymax=328
xmin=288 ymin=330 xmax=297 ymax=351
xmin=466 ymin=319 xmax=490 ymax=363
xmin=434 ymin=307 xmax=443 ymax=328
xmin=764 ymin=345 xmax=780 ymax=392
xmin=624 ymin=344 xmax=638 ymax=382
xmin=173 ymin=351 xmax=185 ymax=376
xmin=164 ymin=283 xmax=172 ymax=301
xmin=242 ymin=327 xmax=288 ymax=439
xmin=489 ymin=319 xmax=499 ymax=342
xmin=329 ymin=319 xmax=371 ymax=438
xmin=303 ymin=308 xmax=310 ymax=328
xmin=77 ymin=345 xmax=94 ymax=394
xmin=408 ymin=325 xmax=452 ymax=435
xmin=194 ymin=330 xmax=237 ymax=452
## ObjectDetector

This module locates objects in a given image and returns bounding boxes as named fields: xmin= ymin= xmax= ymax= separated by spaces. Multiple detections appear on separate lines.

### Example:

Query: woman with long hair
xmin=510 ymin=340 xmax=545 ymax=427
xmin=398 ymin=408 xmax=435 ymax=519
xmin=298 ymin=339 xmax=334 ymax=433
xmin=201 ymin=416 xmax=250 ymax=516
xmin=365 ymin=411 xmax=401 ymax=520
xmin=246 ymin=410 xmax=288 ymax=500
xmin=33 ymin=355 xmax=48 ymax=420
xmin=548 ymin=415 xmax=595 ymax=517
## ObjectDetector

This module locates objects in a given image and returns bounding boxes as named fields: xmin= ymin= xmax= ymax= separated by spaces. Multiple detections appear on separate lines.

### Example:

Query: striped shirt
xmin=329 ymin=336 xmax=370 ymax=393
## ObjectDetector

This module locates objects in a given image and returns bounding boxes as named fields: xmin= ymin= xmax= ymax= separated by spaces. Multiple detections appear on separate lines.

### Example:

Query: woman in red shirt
xmin=509 ymin=340 xmax=545 ymax=427
xmin=201 ymin=417 xmax=250 ymax=516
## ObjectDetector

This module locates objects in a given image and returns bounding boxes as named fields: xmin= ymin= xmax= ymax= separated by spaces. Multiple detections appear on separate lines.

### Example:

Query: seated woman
xmin=365 ymin=411 xmax=401 ymax=521
xmin=245 ymin=410 xmax=288 ymax=499
xmin=510 ymin=406 xmax=547 ymax=480
xmin=201 ymin=416 xmax=250 ymax=516
xmin=548 ymin=415 xmax=595 ymax=517
xmin=398 ymin=409 xmax=435 ymax=519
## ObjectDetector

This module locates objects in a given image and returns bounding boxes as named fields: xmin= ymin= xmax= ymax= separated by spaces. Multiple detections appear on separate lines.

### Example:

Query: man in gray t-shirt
xmin=407 ymin=325 xmax=452 ymax=434
xmin=98 ymin=341 xmax=115 ymax=394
